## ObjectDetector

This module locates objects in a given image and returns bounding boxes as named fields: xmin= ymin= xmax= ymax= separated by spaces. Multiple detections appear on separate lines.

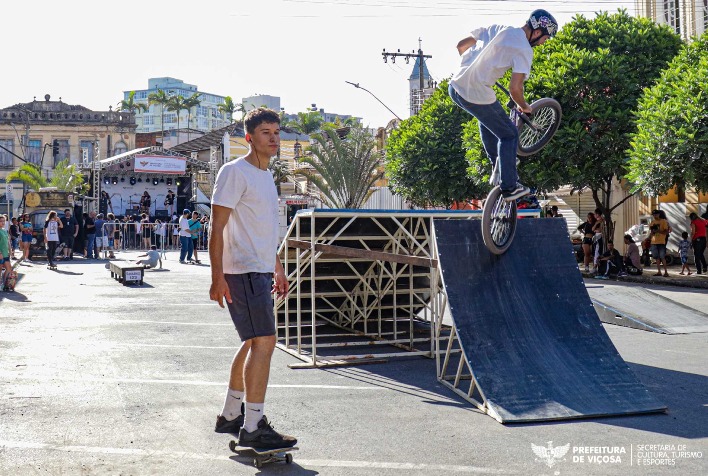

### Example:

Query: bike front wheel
xmin=481 ymin=186 xmax=518 ymax=255
xmin=516 ymin=97 xmax=562 ymax=157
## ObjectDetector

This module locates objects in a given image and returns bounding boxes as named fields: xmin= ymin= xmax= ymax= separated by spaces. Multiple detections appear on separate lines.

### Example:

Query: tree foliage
xmin=291 ymin=111 xmax=324 ymax=135
xmin=218 ymin=96 xmax=245 ymax=123
xmin=297 ymin=125 xmax=384 ymax=208
xmin=148 ymin=89 xmax=171 ymax=143
xmin=627 ymin=33 xmax=708 ymax=194
xmin=118 ymin=91 xmax=148 ymax=113
xmin=517 ymin=10 xmax=681 ymax=220
xmin=385 ymin=80 xmax=487 ymax=208
xmin=7 ymin=159 xmax=87 ymax=193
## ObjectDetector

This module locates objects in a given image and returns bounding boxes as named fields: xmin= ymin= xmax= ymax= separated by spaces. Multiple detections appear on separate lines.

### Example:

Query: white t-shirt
xmin=450 ymin=25 xmax=533 ymax=105
xmin=211 ymin=157 xmax=279 ymax=274
xmin=178 ymin=217 xmax=191 ymax=237
xmin=144 ymin=250 xmax=160 ymax=267
xmin=45 ymin=220 xmax=60 ymax=242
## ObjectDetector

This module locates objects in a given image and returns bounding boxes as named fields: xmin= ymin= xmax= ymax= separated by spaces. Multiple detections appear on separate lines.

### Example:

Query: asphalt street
xmin=1 ymin=252 xmax=706 ymax=475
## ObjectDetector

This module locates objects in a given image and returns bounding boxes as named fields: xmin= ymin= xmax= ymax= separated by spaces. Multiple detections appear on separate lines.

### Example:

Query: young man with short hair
xmin=209 ymin=107 xmax=296 ymax=449
xmin=136 ymin=245 xmax=162 ymax=269
xmin=449 ymin=9 xmax=558 ymax=201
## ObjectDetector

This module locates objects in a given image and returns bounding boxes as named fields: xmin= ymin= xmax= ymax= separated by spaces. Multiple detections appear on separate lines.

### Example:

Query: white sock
xmin=221 ymin=388 xmax=244 ymax=421
xmin=243 ymin=401 xmax=265 ymax=433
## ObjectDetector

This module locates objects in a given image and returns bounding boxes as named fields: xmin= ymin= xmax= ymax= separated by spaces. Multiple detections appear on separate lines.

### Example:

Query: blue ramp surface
xmin=434 ymin=219 xmax=666 ymax=422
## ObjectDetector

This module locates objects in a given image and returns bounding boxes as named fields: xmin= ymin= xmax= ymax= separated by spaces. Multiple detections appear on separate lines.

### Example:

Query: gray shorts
xmin=225 ymin=273 xmax=275 ymax=341
xmin=651 ymin=244 xmax=667 ymax=260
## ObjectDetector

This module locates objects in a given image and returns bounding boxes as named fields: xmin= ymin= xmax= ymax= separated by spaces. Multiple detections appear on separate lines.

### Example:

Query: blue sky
xmin=4 ymin=0 xmax=635 ymax=128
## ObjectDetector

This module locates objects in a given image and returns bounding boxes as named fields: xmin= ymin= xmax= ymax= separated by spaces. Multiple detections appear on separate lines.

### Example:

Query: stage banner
xmin=134 ymin=155 xmax=186 ymax=174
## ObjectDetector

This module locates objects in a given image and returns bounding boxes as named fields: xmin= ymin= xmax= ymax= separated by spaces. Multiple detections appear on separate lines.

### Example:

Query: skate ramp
xmin=433 ymin=218 xmax=666 ymax=422
xmin=588 ymin=286 xmax=708 ymax=334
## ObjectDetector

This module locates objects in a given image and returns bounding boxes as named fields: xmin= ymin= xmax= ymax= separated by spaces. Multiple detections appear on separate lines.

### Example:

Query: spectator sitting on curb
xmin=595 ymin=240 xmax=621 ymax=279
xmin=621 ymin=234 xmax=643 ymax=276
xmin=136 ymin=245 xmax=162 ymax=269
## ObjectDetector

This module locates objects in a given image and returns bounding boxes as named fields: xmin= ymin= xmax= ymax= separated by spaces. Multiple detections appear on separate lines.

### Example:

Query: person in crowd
xmin=60 ymin=209 xmax=79 ymax=261
xmin=171 ymin=212 xmax=180 ymax=248
xmin=154 ymin=219 xmax=167 ymax=252
xmin=133 ymin=215 xmax=142 ymax=250
xmin=141 ymin=213 xmax=152 ymax=249
xmin=140 ymin=191 xmax=152 ymax=216
xmin=189 ymin=211 xmax=202 ymax=264
xmin=592 ymin=208 xmax=606 ymax=273
xmin=105 ymin=213 xmax=116 ymax=259
xmin=577 ymin=212 xmax=596 ymax=273
xmin=9 ymin=217 xmax=20 ymax=260
xmin=110 ymin=213 xmax=121 ymax=255
xmin=164 ymin=189 xmax=176 ymax=216
xmin=101 ymin=190 xmax=114 ymax=214
xmin=94 ymin=213 xmax=106 ymax=259
xmin=136 ymin=244 xmax=162 ymax=269
xmin=689 ymin=212 xmax=707 ymax=275
xmin=649 ymin=209 xmax=670 ymax=277
xmin=178 ymin=209 xmax=193 ymax=263
xmin=20 ymin=213 xmax=33 ymax=260
xmin=44 ymin=211 xmax=62 ymax=267
xmin=0 ymin=215 xmax=11 ymax=288
xmin=595 ymin=240 xmax=621 ymax=279
xmin=620 ymin=234 xmax=642 ymax=276
xmin=77 ymin=212 xmax=88 ymax=256
xmin=547 ymin=205 xmax=563 ymax=217
xmin=85 ymin=211 xmax=97 ymax=260
xmin=678 ymin=231 xmax=692 ymax=276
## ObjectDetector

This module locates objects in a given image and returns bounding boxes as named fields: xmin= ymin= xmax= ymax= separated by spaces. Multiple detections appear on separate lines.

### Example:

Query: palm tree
xmin=117 ymin=91 xmax=148 ymax=114
xmin=218 ymin=96 xmax=245 ymax=123
xmin=6 ymin=159 xmax=87 ymax=194
xmin=148 ymin=89 xmax=170 ymax=147
xmin=183 ymin=93 xmax=202 ymax=141
xmin=166 ymin=95 xmax=189 ymax=137
xmin=269 ymin=157 xmax=290 ymax=195
xmin=291 ymin=111 xmax=324 ymax=136
xmin=295 ymin=125 xmax=384 ymax=208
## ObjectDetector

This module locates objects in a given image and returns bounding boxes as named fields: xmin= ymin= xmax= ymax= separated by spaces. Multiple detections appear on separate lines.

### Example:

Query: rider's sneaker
xmin=501 ymin=183 xmax=530 ymax=201
xmin=214 ymin=413 xmax=244 ymax=434
xmin=237 ymin=416 xmax=297 ymax=450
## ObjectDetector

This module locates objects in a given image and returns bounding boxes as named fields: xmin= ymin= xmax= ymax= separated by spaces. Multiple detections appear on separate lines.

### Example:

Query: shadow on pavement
xmin=228 ymin=455 xmax=319 ymax=474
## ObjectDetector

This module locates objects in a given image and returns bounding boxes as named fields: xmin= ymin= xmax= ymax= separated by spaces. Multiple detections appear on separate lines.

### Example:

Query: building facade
xmin=635 ymin=0 xmax=708 ymax=40
xmin=125 ymin=77 xmax=230 ymax=134
xmin=0 ymin=94 xmax=137 ymax=215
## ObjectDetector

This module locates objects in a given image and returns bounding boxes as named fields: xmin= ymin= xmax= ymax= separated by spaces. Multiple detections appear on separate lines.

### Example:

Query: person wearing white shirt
xmin=178 ymin=209 xmax=193 ymax=263
xmin=449 ymin=9 xmax=558 ymax=201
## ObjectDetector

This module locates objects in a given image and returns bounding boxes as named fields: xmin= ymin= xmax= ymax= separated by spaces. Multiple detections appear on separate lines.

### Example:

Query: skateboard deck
xmin=228 ymin=441 xmax=298 ymax=468
xmin=47 ymin=265 xmax=57 ymax=270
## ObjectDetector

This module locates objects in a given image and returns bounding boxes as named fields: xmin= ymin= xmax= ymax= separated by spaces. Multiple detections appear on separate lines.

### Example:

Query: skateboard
xmin=228 ymin=441 xmax=298 ymax=468
xmin=4 ymin=270 xmax=17 ymax=291
xmin=47 ymin=264 xmax=57 ymax=270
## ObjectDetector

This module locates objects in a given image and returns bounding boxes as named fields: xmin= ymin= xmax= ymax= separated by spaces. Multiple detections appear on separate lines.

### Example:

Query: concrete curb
xmin=581 ymin=270 xmax=708 ymax=290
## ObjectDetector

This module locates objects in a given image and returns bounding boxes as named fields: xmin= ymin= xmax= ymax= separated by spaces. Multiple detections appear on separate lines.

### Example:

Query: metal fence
xmin=99 ymin=222 xmax=209 ymax=255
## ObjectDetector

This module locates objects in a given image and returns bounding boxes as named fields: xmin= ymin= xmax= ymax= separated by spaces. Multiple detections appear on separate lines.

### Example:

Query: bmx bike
xmin=481 ymin=83 xmax=562 ymax=255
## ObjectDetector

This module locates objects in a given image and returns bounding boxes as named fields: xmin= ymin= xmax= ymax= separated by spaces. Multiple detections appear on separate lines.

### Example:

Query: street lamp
xmin=344 ymin=81 xmax=401 ymax=121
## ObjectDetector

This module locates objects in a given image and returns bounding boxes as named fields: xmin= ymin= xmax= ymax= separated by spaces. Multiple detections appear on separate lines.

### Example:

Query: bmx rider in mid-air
xmin=449 ymin=9 xmax=558 ymax=201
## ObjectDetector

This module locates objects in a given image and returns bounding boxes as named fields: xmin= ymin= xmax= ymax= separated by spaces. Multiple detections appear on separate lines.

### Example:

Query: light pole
xmin=344 ymin=81 xmax=402 ymax=121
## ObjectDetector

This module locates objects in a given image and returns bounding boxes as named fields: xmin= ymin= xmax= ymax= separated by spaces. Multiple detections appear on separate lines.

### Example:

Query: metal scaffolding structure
xmin=275 ymin=208 xmax=540 ymax=368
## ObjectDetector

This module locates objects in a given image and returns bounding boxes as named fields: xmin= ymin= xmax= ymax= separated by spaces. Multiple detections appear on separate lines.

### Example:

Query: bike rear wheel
xmin=516 ymin=97 xmax=562 ymax=157
xmin=481 ymin=186 xmax=518 ymax=255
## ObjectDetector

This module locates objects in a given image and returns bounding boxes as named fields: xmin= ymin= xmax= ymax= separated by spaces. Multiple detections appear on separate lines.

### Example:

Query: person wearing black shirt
xmin=164 ymin=189 xmax=176 ymax=216
xmin=595 ymin=240 xmax=622 ymax=279
xmin=60 ymin=209 xmax=79 ymax=260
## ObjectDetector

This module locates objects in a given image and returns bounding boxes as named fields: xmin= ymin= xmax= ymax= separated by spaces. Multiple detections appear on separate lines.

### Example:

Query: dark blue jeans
xmin=449 ymin=84 xmax=519 ymax=191
xmin=86 ymin=234 xmax=96 ymax=259
xmin=179 ymin=236 xmax=193 ymax=262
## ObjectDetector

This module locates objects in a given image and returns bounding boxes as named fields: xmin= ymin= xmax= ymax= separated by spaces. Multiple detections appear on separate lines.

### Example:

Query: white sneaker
xmin=502 ymin=183 xmax=530 ymax=201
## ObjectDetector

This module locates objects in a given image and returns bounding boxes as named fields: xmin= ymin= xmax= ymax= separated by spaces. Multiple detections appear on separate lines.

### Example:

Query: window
xmin=80 ymin=140 xmax=95 ymax=162
xmin=703 ymin=0 xmax=708 ymax=33
xmin=164 ymin=113 xmax=177 ymax=123
xmin=663 ymin=0 xmax=680 ymax=34
xmin=28 ymin=139 xmax=41 ymax=165
xmin=198 ymin=118 xmax=208 ymax=130
xmin=54 ymin=139 xmax=70 ymax=167
xmin=143 ymin=115 xmax=155 ymax=126
xmin=197 ymin=106 xmax=208 ymax=117
xmin=113 ymin=141 xmax=127 ymax=155
xmin=0 ymin=139 xmax=13 ymax=167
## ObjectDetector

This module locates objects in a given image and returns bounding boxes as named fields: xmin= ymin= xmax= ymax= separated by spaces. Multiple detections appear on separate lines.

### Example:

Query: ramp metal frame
xmin=275 ymin=209 xmax=540 ymax=368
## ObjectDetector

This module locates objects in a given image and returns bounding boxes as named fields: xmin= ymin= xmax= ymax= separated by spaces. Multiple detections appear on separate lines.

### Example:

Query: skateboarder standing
xmin=209 ymin=107 xmax=296 ymax=449
xmin=448 ymin=9 xmax=558 ymax=201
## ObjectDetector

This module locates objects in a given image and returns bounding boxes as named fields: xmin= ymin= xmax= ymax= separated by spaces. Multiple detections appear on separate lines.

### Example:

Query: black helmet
xmin=527 ymin=9 xmax=558 ymax=38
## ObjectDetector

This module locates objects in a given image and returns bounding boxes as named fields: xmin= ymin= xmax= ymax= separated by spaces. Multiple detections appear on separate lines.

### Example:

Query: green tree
xmin=183 ymin=92 xmax=202 ymax=141
xmin=148 ymin=89 xmax=171 ymax=146
xmin=296 ymin=125 xmax=384 ymax=208
xmin=628 ymin=33 xmax=708 ymax=194
xmin=269 ymin=157 xmax=290 ymax=195
xmin=7 ymin=159 xmax=87 ymax=193
xmin=117 ymin=91 xmax=148 ymax=114
xmin=218 ymin=96 xmax=245 ymax=123
xmin=166 ymin=95 xmax=189 ymax=135
xmin=385 ymin=80 xmax=487 ymax=208
xmin=512 ymin=10 xmax=682 ymax=235
xmin=291 ymin=111 xmax=324 ymax=135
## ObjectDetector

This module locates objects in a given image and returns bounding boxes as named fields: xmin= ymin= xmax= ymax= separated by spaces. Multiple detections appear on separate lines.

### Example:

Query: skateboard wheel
xmin=254 ymin=458 xmax=261 ymax=468
xmin=285 ymin=453 xmax=293 ymax=464
xmin=228 ymin=440 xmax=237 ymax=453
